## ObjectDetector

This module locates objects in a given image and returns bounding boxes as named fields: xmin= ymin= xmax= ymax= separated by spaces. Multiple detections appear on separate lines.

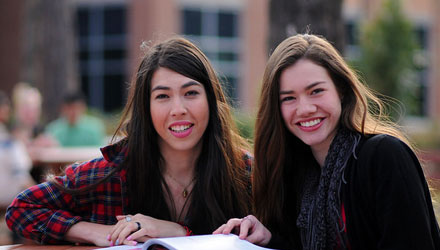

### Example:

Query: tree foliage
xmin=357 ymin=0 xmax=419 ymax=119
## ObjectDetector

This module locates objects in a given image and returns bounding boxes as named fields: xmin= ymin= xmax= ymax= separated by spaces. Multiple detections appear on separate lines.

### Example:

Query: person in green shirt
xmin=46 ymin=92 xmax=105 ymax=147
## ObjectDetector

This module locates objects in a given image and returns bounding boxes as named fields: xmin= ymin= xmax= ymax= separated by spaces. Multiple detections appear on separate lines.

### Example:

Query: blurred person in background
xmin=0 ymin=90 xmax=35 ymax=244
xmin=11 ymin=83 xmax=55 ymax=183
xmin=11 ymin=82 xmax=45 ymax=148
xmin=45 ymin=91 xmax=106 ymax=147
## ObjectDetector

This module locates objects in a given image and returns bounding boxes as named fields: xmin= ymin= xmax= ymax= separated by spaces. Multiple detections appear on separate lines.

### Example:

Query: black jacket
xmin=342 ymin=134 xmax=440 ymax=249
xmin=268 ymin=134 xmax=440 ymax=249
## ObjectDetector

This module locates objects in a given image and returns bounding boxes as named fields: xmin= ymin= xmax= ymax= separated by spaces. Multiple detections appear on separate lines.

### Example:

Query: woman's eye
xmin=155 ymin=94 xmax=168 ymax=99
xmin=185 ymin=90 xmax=199 ymax=96
xmin=280 ymin=96 xmax=295 ymax=102
xmin=311 ymin=88 xmax=324 ymax=95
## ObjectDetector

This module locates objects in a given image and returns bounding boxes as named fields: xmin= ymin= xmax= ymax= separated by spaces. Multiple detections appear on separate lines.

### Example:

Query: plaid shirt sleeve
xmin=242 ymin=150 xmax=253 ymax=195
xmin=242 ymin=150 xmax=253 ymax=174
xmin=5 ymin=156 xmax=117 ymax=244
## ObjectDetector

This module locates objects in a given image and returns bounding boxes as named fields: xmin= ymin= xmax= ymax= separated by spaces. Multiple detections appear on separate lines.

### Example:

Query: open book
xmin=100 ymin=234 xmax=275 ymax=250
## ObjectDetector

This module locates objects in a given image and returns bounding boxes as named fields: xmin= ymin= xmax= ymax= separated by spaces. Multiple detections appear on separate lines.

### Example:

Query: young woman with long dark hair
xmin=215 ymin=34 xmax=440 ymax=250
xmin=6 ymin=37 xmax=251 ymax=246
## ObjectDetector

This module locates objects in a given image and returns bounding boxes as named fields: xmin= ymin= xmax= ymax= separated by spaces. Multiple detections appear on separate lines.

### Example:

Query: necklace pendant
xmin=183 ymin=189 xmax=188 ymax=198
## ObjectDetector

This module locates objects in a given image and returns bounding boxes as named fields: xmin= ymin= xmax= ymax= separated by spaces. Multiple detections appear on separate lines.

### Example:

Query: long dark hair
xmin=253 ymin=34 xmax=409 ymax=246
xmin=51 ymin=37 xmax=251 ymax=234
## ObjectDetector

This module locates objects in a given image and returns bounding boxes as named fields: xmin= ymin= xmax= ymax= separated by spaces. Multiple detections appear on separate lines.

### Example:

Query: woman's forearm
xmin=65 ymin=221 xmax=113 ymax=246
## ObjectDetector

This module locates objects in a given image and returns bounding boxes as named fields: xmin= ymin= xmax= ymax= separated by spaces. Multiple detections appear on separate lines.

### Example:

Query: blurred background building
xmin=0 ymin=0 xmax=439 ymax=128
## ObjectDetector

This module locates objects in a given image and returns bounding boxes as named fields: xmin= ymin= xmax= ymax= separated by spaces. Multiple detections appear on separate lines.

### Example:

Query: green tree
xmin=357 ymin=0 xmax=419 ymax=119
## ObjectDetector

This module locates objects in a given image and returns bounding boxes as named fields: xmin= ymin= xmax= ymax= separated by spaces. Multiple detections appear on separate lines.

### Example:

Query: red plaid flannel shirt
xmin=6 ymin=142 xmax=128 ymax=244
xmin=6 ymin=142 xmax=253 ymax=244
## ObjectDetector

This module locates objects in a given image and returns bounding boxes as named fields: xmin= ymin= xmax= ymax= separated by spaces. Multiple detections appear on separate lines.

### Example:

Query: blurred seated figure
xmin=0 ymin=91 xmax=35 ymax=245
xmin=11 ymin=82 xmax=45 ymax=148
xmin=45 ymin=92 xmax=106 ymax=147
xmin=0 ymin=90 xmax=35 ymax=208
xmin=10 ymin=83 xmax=57 ymax=183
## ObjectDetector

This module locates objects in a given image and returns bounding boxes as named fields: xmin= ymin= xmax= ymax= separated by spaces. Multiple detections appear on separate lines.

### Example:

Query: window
xmin=75 ymin=4 xmax=127 ymax=112
xmin=344 ymin=20 xmax=360 ymax=60
xmin=414 ymin=26 xmax=428 ymax=49
xmin=182 ymin=7 xmax=240 ymax=103
xmin=183 ymin=9 xmax=202 ymax=36
xmin=218 ymin=12 xmax=236 ymax=37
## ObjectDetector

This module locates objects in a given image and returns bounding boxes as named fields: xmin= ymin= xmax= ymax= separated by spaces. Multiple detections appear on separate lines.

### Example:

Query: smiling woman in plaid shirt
xmin=6 ymin=37 xmax=252 ymax=247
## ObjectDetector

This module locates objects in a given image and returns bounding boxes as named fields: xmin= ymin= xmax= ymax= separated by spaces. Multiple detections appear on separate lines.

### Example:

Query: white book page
xmin=96 ymin=244 xmax=142 ymax=250
xmin=142 ymin=234 xmax=273 ymax=250
xmin=99 ymin=234 xmax=274 ymax=250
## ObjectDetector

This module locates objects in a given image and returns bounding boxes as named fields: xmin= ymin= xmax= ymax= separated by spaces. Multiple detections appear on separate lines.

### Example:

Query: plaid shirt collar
xmin=100 ymin=139 xmax=128 ymax=167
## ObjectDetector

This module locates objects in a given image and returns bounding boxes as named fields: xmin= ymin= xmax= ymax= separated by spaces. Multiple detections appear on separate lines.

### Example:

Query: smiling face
xmin=150 ymin=67 xmax=209 ymax=156
xmin=279 ymin=59 xmax=342 ymax=160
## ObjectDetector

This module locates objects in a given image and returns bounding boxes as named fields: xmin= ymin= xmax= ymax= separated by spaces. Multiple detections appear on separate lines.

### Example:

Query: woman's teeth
xmin=170 ymin=124 xmax=192 ymax=132
xmin=300 ymin=119 xmax=321 ymax=127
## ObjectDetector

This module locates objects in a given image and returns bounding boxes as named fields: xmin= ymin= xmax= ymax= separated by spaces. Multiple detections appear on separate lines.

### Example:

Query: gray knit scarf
xmin=296 ymin=127 xmax=361 ymax=250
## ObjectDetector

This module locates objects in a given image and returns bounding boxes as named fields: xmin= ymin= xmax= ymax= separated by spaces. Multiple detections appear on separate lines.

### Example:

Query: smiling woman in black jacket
xmin=214 ymin=34 xmax=440 ymax=250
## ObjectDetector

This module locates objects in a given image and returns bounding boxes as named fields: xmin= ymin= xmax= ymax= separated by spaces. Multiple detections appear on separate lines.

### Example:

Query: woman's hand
xmin=213 ymin=215 xmax=272 ymax=247
xmin=108 ymin=214 xmax=187 ymax=246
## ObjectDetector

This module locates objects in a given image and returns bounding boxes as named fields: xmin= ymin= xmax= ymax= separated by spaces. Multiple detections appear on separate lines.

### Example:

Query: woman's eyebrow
xmin=305 ymin=81 xmax=325 ymax=91
xmin=151 ymin=81 xmax=201 ymax=92
xmin=181 ymin=81 xmax=202 ymax=89
xmin=279 ymin=90 xmax=294 ymax=95
xmin=151 ymin=85 xmax=169 ymax=92
xmin=279 ymin=81 xmax=325 ymax=95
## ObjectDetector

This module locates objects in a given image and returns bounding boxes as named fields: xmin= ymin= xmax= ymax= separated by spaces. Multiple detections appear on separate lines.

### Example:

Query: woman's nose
xmin=170 ymin=98 xmax=187 ymax=116
xmin=295 ymin=98 xmax=317 ymax=116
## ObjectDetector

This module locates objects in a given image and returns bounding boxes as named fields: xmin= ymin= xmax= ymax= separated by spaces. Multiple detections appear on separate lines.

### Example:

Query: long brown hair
xmin=253 ymin=34 xmax=410 ymax=244
xmin=51 ymin=36 xmax=251 ymax=234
